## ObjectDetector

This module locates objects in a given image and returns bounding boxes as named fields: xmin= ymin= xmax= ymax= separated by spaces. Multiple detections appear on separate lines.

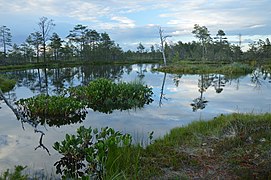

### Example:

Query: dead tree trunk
xmin=159 ymin=27 xmax=167 ymax=66
xmin=159 ymin=27 xmax=171 ymax=66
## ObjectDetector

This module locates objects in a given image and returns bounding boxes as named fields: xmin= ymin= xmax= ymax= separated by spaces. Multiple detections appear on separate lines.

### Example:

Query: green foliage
xmin=15 ymin=94 xmax=87 ymax=127
xmin=0 ymin=76 xmax=16 ymax=92
xmin=221 ymin=62 xmax=253 ymax=74
xmin=53 ymin=126 xmax=132 ymax=179
xmin=69 ymin=78 xmax=153 ymax=113
xmin=15 ymin=78 xmax=153 ymax=127
xmin=157 ymin=61 xmax=253 ymax=75
xmin=0 ymin=166 xmax=28 ymax=180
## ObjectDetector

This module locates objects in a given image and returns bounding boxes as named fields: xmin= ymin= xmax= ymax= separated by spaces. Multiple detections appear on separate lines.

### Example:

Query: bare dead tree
xmin=159 ymin=27 xmax=171 ymax=66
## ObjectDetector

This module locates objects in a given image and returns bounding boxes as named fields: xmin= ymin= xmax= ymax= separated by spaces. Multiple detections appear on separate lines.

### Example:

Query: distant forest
xmin=1 ymin=17 xmax=271 ymax=65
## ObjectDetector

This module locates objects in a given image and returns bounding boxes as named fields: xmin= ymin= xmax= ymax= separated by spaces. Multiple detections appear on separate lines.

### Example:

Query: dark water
xmin=0 ymin=64 xmax=270 ymax=173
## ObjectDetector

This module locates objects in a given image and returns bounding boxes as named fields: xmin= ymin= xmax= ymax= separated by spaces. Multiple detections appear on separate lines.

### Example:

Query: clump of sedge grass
xmin=0 ymin=75 xmax=16 ymax=92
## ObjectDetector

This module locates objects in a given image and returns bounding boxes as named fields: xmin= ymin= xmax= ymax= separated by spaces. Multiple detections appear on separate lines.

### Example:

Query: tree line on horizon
xmin=166 ymin=24 xmax=271 ymax=63
xmin=0 ymin=17 xmax=271 ymax=65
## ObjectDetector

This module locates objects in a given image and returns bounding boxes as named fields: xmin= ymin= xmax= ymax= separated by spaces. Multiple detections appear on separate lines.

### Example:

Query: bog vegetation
xmin=0 ymin=75 xmax=16 ymax=93
xmin=15 ymin=78 xmax=153 ymax=127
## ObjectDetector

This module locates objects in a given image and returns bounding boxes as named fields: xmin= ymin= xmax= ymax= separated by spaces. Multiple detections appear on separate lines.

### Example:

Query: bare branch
xmin=0 ymin=89 xmax=50 ymax=155
xmin=35 ymin=133 xmax=50 ymax=155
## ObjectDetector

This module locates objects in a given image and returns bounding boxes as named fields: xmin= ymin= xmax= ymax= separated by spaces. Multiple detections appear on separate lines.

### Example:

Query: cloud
xmin=0 ymin=0 xmax=62 ymax=15
xmin=66 ymin=2 xmax=109 ymax=22
xmin=2 ymin=0 xmax=270 ymax=34
xmin=158 ymin=0 xmax=270 ymax=35
xmin=171 ymin=30 xmax=191 ymax=36
xmin=248 ymin=24 xmax=266 ymax=29
xmin=0 ymin=0 xmax=270 ymax=51
xmin=111 ymin=16 xmax=135 ymax=28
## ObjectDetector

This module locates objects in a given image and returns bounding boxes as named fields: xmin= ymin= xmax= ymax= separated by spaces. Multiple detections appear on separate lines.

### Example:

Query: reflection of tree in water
xmin=251 ymin=68 xmax=271 ymax=89
xmin=80 ymin=64 xmax=126 ymax=84
xmin=123 ymin=64 xmax=133 ymax=75
xmin=159 ymin=73 xmax=167 ymax=106
xmin=159 ymin=73 xmax=183 ymax=106
xmin=173 ymin=74 xmax=183 ymax=87
xmin=136 ymin=64 xmax=147 ymax=80
xmin=4 ymin=68 xmax=51 ymax=94
xmin=191 ymin=74 xmax=213 ymax=111
xmin=0 ymin=64 xmax=140 ymax=107
xmin=3 ymin=64 xmax=129 ymax=96
xmin=51 ymin=68 xmax=79 ymax=94
xmin=212 ymin=74 xmax=229 ymax=93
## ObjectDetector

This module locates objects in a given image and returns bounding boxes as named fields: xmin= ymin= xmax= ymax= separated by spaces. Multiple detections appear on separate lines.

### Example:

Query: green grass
xmin=157 ymin=61 xmax=254 ymax=75
xmin=139 ymin=113 xmax=271 ymax=179
xmin=0 ymin=75 xmax=16 ymax=92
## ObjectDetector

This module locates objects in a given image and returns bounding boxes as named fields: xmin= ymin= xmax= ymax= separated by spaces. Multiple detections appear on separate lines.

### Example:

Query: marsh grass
xmin=157 ymin=61 xmax=254 ymax=75
xmin=105 ymin=145 xmax=143 ymax=179
xmin=0 ymin=75 xmax=16 ymax=92
xmin=0 ymin=166 xmax=28 ymax=180
xmin=138 ymin=113 xmax=271 ymax=179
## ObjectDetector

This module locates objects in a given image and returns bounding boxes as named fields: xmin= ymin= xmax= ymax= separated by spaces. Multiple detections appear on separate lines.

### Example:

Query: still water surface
xmin=0 ymin=64 xmax=270 ymax=173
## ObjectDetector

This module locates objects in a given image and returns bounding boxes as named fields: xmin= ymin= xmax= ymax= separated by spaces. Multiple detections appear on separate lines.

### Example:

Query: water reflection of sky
xmin=0 ymin=64 xmax=271 ymax=173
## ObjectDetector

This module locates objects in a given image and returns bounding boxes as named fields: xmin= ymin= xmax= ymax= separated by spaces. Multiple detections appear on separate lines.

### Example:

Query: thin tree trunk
xmin=159 ymin=27 xmax=167 ymax=66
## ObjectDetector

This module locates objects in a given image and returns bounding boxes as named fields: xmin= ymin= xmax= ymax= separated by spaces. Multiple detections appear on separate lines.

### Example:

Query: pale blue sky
xmin=0 ymin=0 xmax=270 ymax=51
